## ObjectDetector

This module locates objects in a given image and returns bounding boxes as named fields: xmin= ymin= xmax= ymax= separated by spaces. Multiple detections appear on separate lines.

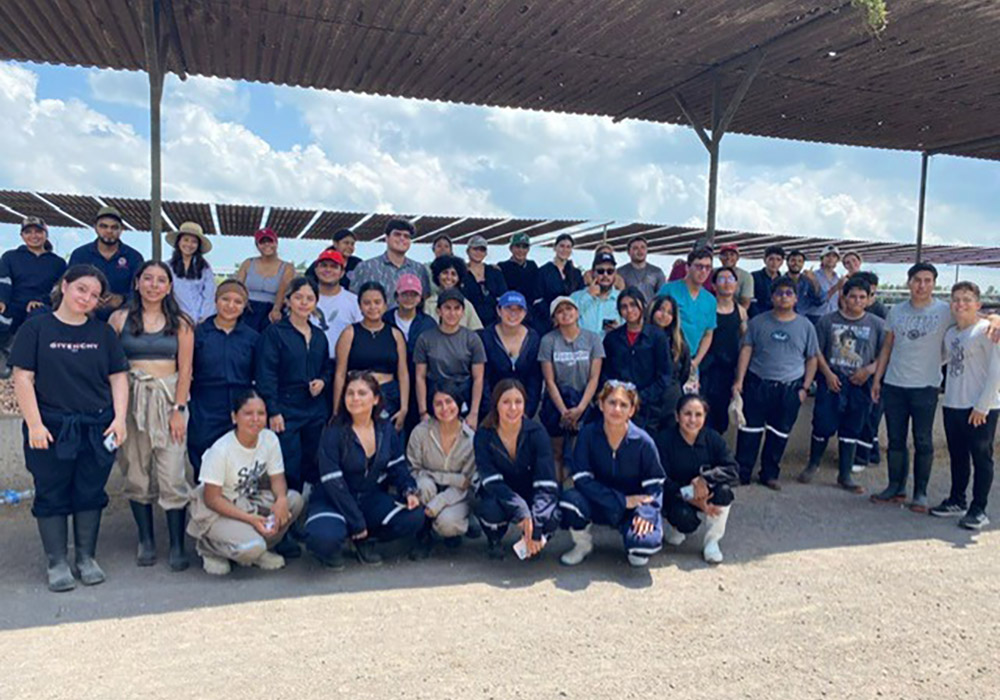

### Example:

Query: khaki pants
xmin=119 ymin=371 xmax=192 ymax=511
xmin=195 ymin=490 xmax=304 ymax=565
xmin=415 ymin=472 xmax=470 ymax=538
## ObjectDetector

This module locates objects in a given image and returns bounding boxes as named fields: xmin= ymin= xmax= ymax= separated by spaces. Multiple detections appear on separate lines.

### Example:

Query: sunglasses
xmin=772 ymin=289 xmax=796 ymax=297
xmin=594 ymin=268 xmax=615 ymax=276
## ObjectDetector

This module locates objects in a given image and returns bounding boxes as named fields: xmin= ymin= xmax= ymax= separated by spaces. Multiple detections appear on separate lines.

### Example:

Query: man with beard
xmin=68 ymin=206 xmax=144 ymax=321
xmin=785 ymin=249 xmax=824 ymax=315
xmin=570 ymin=252 xmax=621 ymax=337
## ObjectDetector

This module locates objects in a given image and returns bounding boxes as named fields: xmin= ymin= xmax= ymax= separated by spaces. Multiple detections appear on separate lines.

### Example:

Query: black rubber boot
xmin=836 ymin=442 xmax=864 ymax=494
xmin=486 ymin=535 xmax=505 ymax=561
xmin=129 ymin=500 xmax=157 ymax=566
xmin=354 ymin=539 xmax=383 ymax=565
xmin=274 ymin=533 xmax=302 ymax=559
xmin=72 ymin=510 xmax=107 ymax=585
xmin=36 ymin=516 xmax=75 ymax=592
xmin=165 ymin=507 xmax=190 ymax=572
xmin=408 ymin=524 xmax=434 ymax=561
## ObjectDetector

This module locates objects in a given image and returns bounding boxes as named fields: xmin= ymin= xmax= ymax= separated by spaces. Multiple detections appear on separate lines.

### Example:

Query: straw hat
xmin=165 ymin=221 xmax=212 ymax=253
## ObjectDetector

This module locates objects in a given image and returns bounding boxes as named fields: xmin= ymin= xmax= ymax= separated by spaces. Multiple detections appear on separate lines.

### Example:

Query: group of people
xmin=3 ymin=207 xmax=996 ymax=593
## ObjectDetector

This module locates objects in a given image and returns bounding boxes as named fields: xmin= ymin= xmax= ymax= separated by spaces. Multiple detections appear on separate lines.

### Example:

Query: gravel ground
xmin=1 ymin=457 xmax=998 ymax=700
xmin=0 ymin=379 xmax=19 ymax=416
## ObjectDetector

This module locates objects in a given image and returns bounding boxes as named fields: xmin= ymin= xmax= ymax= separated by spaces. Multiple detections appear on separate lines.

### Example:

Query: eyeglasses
xmin=773 ymin=289 xmax=796 ymax=297
xmin=594 ymin=268 xmax=615 ymax=276
xmin=606 ymin=379 xmax=636 ymax=391
xmin=691 ymin=263 xmax=713 ymax=271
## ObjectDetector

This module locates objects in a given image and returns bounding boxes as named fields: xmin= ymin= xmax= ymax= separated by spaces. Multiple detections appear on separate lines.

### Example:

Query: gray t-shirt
xmin=743 ymin=311 xmax=819 ymax=383
xmin=885 ymin=299 xmax=952 ymax=388
xmin=943 ymin=320 xmax=1000 ymax=411
xmin=538 ymin=328 xmax=605 ymax=393
xmin=618 ymin=263 xmax=666 ymax=303
xmin=816 ymin=311 xmax=885 ymax=374
xmin=413 ymin=326 xmax=486 ymax=386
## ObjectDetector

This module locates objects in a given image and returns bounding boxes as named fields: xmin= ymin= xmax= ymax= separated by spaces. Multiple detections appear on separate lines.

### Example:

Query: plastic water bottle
xmin=1 ymin=489 xmax=34 ymax=505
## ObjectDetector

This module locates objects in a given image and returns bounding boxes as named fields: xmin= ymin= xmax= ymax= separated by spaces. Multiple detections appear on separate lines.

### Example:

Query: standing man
xmin=618 ymin=236 xmax=666 ymax=303
xmin=0 ymin=217 xmax=67 ymax=377
xmin=660 ymin=247 xmax=717 ymax=377
xmin=68 ymin=206 xmax=144 ymax=321
xmin=570 ymin=252 xmax=621 ymax=337
xmin=498 ymin=233 xmax=543 ymax=330
xmin=797 ymin=277 xmax=885 ymax=493
xmin=733 ymin=276 xmax=819 ymax=489
xmin=332 ymin=229 xmax=362 ymax=291
xmin=933 ymin=282 xmax=1000 ymax=530
xmin=870 ymin=262 xmax=951 ymax=511
xmin=803 ymin=244 xmax=842 ymax=323
xmin=750 ymin=245 xmax=785 ymax=317
xmin=463 ymin=235 xmax=507 ymax=327
xmin=350 ymin=219 xmax=431 ymax=303
xmin=716 ymin=243 xmax=754 ymax=309
xmin=785 ymin=250 xmax=825 ymax=314
xmin=313 ymin=249 xmax=362 ymax=359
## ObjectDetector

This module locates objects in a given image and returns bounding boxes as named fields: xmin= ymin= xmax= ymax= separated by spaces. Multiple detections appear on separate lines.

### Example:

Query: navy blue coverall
xmin=479 ymin=323 xmax=542 ymax=419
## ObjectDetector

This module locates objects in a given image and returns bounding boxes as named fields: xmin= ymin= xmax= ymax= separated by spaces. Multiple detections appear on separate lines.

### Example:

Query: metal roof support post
xmin=915 ymin=151 xmax=929 ymax=263
xmin=142 ymin=0 xmax=165 ymax=261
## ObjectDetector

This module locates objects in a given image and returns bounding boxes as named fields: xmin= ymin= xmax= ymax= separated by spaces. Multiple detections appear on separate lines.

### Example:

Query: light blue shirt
xmin=659 ymin=279 xmax=717 ymax=352
xmin=570 ymin=287 xmax=621 ymax=338
xmin=173 ymin=265 xmax=217 ymax=325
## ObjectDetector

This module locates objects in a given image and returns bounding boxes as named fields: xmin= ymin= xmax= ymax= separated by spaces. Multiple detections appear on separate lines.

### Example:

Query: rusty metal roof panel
xmin=40 ymin=193 xmax=103 ymax=226
xmin=162 ymin=201 xmax=216 ymax=233
xmin=264 ymin=207 xmax=317 ymax=238
xmin=301 ymin=211 xmax=367 ymax=240
xmin=103 ymin=196 xmax=154 ymax=231
xmin=217 ymin=203 xmax=264 ymax=236
xmin=412 ymin=215 xmax=462 ymax=236
xmin=0 ymin=190 xmax=78 ymax=227
xmin=352 ymin=213 xmax=417 ymax=241
xmin=427 ymin=218 xmax=505 ymax=240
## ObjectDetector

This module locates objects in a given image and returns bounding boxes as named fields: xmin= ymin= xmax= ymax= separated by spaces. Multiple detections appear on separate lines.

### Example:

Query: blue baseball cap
xmin=498 ymin=291 xmax=527 ymax=309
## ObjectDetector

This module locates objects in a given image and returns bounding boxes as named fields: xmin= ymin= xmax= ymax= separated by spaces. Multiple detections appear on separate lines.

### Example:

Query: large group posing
xmin=2 ymin=207 xmax=997 ymax=593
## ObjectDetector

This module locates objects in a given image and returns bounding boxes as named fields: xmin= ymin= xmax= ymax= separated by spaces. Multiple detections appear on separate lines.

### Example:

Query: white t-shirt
xmin=943 ymin=319 xmax=1000 ymax=412
xmin=885 ymin=299 xmax=953 ymax=388
xmin=317 ymin=288 xmax=362 ymax=358
xmin=199 ymin=429 xmax=285 ymax=502
xmin=394 ymin=310 xmax=414 ymax=341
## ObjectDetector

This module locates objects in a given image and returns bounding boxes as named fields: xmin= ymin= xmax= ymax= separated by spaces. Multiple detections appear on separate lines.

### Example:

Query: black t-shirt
xmin=10 ymin=312 xmax=129 ymax=414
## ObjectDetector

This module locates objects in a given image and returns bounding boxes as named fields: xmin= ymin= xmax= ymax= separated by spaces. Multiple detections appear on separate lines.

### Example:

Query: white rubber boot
xmin=560 ymin=526 xmax=593 ymax=566
xmin=666 ymin=526 xmax=686 ymax=546
xmin=702 ymin=506 xmax=730 ymax=564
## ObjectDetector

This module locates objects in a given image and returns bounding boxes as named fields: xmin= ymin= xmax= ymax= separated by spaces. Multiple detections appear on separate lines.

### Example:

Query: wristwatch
xmin=173 ymin=404 xmax=188 ymax=414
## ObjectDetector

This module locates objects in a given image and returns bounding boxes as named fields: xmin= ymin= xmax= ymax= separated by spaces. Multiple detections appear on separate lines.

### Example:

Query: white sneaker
xmin=703 ymin=541 xmax=723 ymax=564
xmin=253 ymin=550 xmax=286 ymax=570
xmin=202 ymin=554 xmax=231 ymax=576
xmin=559 ymin=526 xmax=593 ymax=566
xmin=666 ymin=527 xmax=686 ymax=546
xmin=627 ymin=553 xmax=649 ymax=567
xmin=851 ymin=464 xmax=866 ymax=473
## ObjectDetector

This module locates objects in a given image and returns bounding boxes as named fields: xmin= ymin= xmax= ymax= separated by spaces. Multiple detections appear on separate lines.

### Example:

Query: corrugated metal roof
xmin=2 ymin=1 xmax=998 ymax=160
xmin=2 ymin=189 xmax=998 ymax=267
xmin=0 ymin=190 xmax=78 ymax=227
xmin=162 ymin=200 xmax=216 ymax=233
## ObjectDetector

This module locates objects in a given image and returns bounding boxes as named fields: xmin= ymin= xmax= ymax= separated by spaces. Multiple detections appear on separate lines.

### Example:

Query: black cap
xmin=592 ymin=251 xmax=616 ymax=268
xmin=436 ymin=288 xmax=466 ymax=308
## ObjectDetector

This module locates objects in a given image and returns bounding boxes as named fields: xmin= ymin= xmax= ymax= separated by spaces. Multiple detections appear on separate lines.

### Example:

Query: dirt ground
xmin=1 ymin=456 xmax=998 ymax=700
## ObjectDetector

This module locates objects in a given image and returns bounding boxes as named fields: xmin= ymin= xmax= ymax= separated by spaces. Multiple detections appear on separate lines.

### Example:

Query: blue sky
xmin=1 ymin=60 xmax=997 ymax=286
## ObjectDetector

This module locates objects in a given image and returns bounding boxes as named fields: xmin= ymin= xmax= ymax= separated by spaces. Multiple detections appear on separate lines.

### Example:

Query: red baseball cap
xmin=719 ymin=243 xmax=740 ymax=254
xmin=255 ymin=227 xmax=277 ymax=243
xmin=316 ymin=249 xmax=346 ymax=267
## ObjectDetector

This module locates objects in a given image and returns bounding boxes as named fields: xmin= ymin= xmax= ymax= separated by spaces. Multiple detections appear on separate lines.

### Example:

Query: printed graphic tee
xmin=815 ymin=311 xmax=886 ymax=374
xmin=199 ymin=429 xmax=285 ymax=503
xmin=884 ymin=299 xmax=952 ymax=388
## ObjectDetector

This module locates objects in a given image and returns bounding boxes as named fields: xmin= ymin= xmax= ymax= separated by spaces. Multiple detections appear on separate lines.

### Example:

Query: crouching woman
xmin=187 ymin=389 xmax=304 ymax=575
xmin=473 ymin=378 xmax=560 ymax=560
xmin=560 ymin=381 xmax=665 ymax=567
xmin=654 ymin=394 xmax=739 ymax=564
xmin=304 ymin=371 xmax=425 ymax=569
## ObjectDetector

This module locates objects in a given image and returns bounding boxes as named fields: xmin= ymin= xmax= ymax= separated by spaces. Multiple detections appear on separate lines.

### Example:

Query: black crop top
xmin=347 ymin=322 xmax=398 ymax=375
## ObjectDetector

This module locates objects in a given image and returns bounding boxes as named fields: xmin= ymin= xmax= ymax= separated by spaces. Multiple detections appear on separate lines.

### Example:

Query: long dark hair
xmin=125 ymin=260 xmax=192 ymax=336
xmin=50 ymin=264 xmax=109 ymax=311
xmin=648 ymin=294 xmax=687 ymax=364
xmin=336 ymin=371 xmax=383 ymax=425
xmin=480 ymin=378 xmax=528 ymax=431
xmin=169 ymin=235 xmax=209 ymax=280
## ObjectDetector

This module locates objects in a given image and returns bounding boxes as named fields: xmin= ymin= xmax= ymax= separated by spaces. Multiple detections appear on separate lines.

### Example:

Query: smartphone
xmin=512 ymin=535 xmax=546 ymax=560
xmin=103 ymin=433 xmax=118 ymax=453
xmin=679 ymin=485 xmax=695 ymax=501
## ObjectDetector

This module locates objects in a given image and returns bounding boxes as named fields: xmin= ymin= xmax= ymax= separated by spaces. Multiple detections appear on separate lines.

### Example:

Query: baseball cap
xmin=820 ymin=244 xmax=841 ymax=258
xmin=592 ymin=251 xmax=616 ymax=269
xmin=510 ymin=233 xmax=531 ymax=247
xmin=549 ymin=295 xmax=578 ymax=317
xmin=316 ymin=249 xmax=346 ymax=267
xmin=436 ymin=288 xmax=466 ymax=308
xmin=719 ymin=243 xmax=740 ymax=254
xmin=21 ymin=216 xmax=47 ymax=232
xmin=396 ymin=273 xmax=423 ymax=296
xmin=255 ymin=227 xmax=277 ymax=243
xmin=498 ymin=291 xmax=527 ymax=309
xmin=468 ymin=235 xmax=488 ymax=249
xmin=94 ymin=205 xmax=123 ymax=224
